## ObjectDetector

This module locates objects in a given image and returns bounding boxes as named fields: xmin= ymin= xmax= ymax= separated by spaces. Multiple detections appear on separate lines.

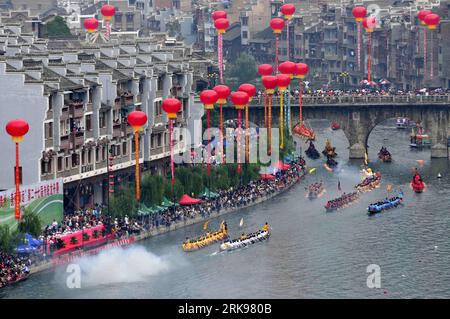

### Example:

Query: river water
xmin=2 ymin=119 xmax=450 ymax=299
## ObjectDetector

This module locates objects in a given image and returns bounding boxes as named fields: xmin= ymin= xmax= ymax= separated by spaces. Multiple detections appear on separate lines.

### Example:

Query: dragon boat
xmin=325 ymin=192 xmax=359 ymax=212
xmin=182 ymin=221 xmax=228 ymax=252
xmin=307 ymin=182 xmax=325 ymax=199
xmin=219 ymin=229 xmax=270 ymax=252
xmin=367 ymin=192 xmax=404 ymax=214
xmin=355 ymin=172 xmax=381 ymax=192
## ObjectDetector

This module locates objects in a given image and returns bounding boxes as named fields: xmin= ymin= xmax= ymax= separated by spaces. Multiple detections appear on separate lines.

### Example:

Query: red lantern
xmin=101 ymin=4 xmax=115 ymax=21
xmin=212 ymin=11 xmax=227 ymax=21
xmin=279 ymin=61 xmax=296 ymax=78
xmin=281 ymin=4 xmax=296 ymax=20
xmin=352 ymin=6 xmax=367 ymax=22
xmin=262 ymin=76 xmax=278 ymax=95
xmin=6 ymin=119 xmax=29 ymax=142
xmin=418 ymin=10 xmax=432 ymax=25
xmin=424 ymin=13 xmax=440 ymax=30
xmin=362 ymin=16 xmax=376 ymax=32
xmin=231 ymin=91 xmax=249 ymax=110
xmin=270 ymin=18 xmax=285 ymax=34
xmin=276 ymin=74 xmax=291 ymax=92
xmin=84 ymin=18 xmax=99 ymax=33
xmin=238 ymin=84 xmax=256 ymax=102
xmin=162 ymin=98 xmax=182 ymax=118
xmin=213 ymin=85 xmax=230 ymax=104
xmin=127 ymin=111 xmax=148 ymax=131
xmin=200 ymin=90 xmax=219 ymax=110
xmin=214 ymin=18 xmax=229 ymax=34
xmin=258 ymin=64 xmax=273 ymax=77
xmin=295 ymin=63 xmax=309 ymax=79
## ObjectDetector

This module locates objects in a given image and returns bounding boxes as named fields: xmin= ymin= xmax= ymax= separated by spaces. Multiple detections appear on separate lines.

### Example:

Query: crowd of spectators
xmin=0 ymin=252 xmax=31 ymax=289
xmin=255 ymin=87 xmax=450 ymax=101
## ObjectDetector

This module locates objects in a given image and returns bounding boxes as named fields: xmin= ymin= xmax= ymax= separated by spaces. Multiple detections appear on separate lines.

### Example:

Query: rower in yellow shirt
xmin=262 ymin=222 xmax=270 ymax=232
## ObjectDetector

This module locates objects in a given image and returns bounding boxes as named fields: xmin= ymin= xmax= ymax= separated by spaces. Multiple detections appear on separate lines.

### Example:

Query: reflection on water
xmin=2 ymin=119 xmax=450 ymax=299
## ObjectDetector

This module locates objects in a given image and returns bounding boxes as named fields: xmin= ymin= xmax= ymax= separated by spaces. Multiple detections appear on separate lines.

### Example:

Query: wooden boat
xmin=322 ymin=139 xmax=337 ymax=157
xmin=355 ymin=172 xmax=381 ymax=192
xmin=325 ymin=192 xmax=359 ymax=212
xmin=378 ymin=147 xmax=392 ymax=162
xmin=182 ymin=221 xmax=228 ymax=252
xmin=368 ymin=192 xmax=404 ymax=214
xmin=305 ymin=141 xmax=320 ymax=159
xmin=409 ymin=126 xmax=431 ymax=148
xmin=331 ymin=121 xmax=340 ymax=130
xmin=219 ymin=230 xmax=270 ymax=251
xmin=293 ymin=123 xmax=315 ymax=140
xmin=411 ymin=173 xmax=425 ymax=193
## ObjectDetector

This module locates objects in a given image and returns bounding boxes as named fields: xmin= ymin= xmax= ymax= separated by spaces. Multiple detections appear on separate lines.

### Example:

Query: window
xmin=242 ymin=17 xmax=249 ymax=26
xmin=45 ymin=122 xmax=53 ymax=139
xmin=122 ymin=141 xmax=127 ymax=155
xmin=88 ymin=149 xmax=92 ymax=164
xmin=85 ymin=114 xmax=92 ymax=131
xmin=154 ymin=100 xmax=162 ymax=116
xmin=96 ymin=147 xmax=100 ymax=162
xmin=115 ymin=13 xmax=122 ymax=23
xmin=157 ymin=76 xmax=164 ymax=91
xmin=65 ymin=157 xmax=69 ymax=170
xmin=115 ymin=145 xmax=121 ymax=156
xmin=57 ymin=157 xmax=63 ymax=172
xmin=99 ymin=111 xmax=106 ymax=128
xmin=132 ymin=138 xmax=136 ymax=153
xmin=60 ymin=120 xmax=69 ymax=135
xmin=81 ymin=150 xmax=86 ymax=166
xmin=126 ymin=14 xmax=134 ymax=23
xmin=242 ymin=31 xmax=248 ymax=39
xmin=72 ymin=153 xmax=78 ymax=167
xmin=41 ymin=159 xmax=52 ymax=175
xmin=157 ymin=133 xmax=162 ymax=147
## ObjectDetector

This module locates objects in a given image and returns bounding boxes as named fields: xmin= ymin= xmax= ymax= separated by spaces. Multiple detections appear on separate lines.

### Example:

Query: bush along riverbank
xmin=28 ymin=158 xmax=306 ymax=275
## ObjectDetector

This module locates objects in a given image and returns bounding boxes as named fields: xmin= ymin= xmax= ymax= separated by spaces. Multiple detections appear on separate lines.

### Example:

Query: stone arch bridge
xmin=221 ymin=95 xmax=450 ymax=159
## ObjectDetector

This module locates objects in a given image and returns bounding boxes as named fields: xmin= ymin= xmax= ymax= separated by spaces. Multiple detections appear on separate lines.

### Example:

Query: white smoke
xmin=73 ymin=246 xmax=172 ymax=287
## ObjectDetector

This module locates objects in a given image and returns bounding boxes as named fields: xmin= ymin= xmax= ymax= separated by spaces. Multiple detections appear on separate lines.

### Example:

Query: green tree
xmin=109 ymin=188 xmax=137 ymax=218
xmin=0 ymin=225 xmax=23 ymax=254
xmin=45 ymin=16 xmax=72 ymax=37
xmin=17 ymin=208 xmax=42 ymax=238
xmin=226 ymin=53 xmax=259 ymax=87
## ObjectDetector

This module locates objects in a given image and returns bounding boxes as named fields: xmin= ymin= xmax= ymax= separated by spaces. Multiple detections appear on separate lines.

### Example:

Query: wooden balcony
xmin=72 ymin=131 xmax=84 ymax=148
xmin=69 ymin=101 xmax=84 ymax=118
xmin=60 ymin=135 xmax=70 ymax=149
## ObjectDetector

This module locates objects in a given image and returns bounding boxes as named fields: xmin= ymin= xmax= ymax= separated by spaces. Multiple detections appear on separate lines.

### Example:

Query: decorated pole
xmin=278 ymin=61 xmax=296 ymax=146
xmin=162 ymin=98 xmax=182 ymax=185
xmin=276 ymin=74 xmax=291 ymax=150
xmin=418 ymin=10 xmax=432 ymax=80
xmin=295 ymin=63 xmax=309 ymax=125
xmin=101 ymin=4 xmax=115 ymax=41
xmin=363 ymin=16 xmax=376 ymax=83
xmin=127 ymin=111 xmax=148 ymax=202
xmin=281 ymin=4 xmax=296 ymax=60
xmin=231 ymin=91 xmax=250 ymax=174
xmin=352 ymin=6 xmax=367 ymax=72
xmin=238 ymin=84 xmax=256 ymax=163
xmin=262 ymin=76 xmax=278 ymax=155
xmin=258 ymin=64 xmax=274 ymax=128
xmin=5 ymin=119 xmax=29 ymax=220
xmin=270 ymin=18 xmax=285 ymax=73
xmin=214 ymin=17 xmax=229 ymax=84
xmin=200 ymin=90 xmax=219 ymax=176
xmin=213 ymin=85 xmax=230 ymax=164
xmin=424 ymin=13 xmax=440 ymax=80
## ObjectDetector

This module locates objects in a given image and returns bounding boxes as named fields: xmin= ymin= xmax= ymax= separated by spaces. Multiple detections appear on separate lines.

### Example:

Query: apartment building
xmin=0 ymin=24 xmax=206 ymax=212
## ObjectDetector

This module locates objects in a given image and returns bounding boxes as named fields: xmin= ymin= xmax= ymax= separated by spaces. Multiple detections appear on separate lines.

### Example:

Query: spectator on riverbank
xmin=0 ymin=252 xmax=30 ymax=289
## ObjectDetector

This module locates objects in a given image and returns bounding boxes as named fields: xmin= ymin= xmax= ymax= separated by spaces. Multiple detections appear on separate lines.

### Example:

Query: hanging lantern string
xmin=299 ymin=80 xmax=303 ymax=124
xmin=237 ymin=109 xmax=242 ymax=174
xmin=170 ymin=118 xmax=175 ymax=185
xmin=368 ymin=32 xmax=372 ymax=82
xmin=219 ymin=103 xmax=224 ymax=164
xmin=430 ymin=31 xmax=433 ymax=80
xmin=207 ymin=109 xmax=211 ymax=176
xmin=357 ymin=23 xmax=361 ymax=71
xmin=264 ymin=92 xmax=267 ymax=128
xmin=218 ymin=33 xmax=223 ymax=83
xmin=280 ymin=89 xmax=284 ymax=149
xmin=424 ymin=28 xmax=427 ymax=80
xmin=268 ymin=94 xmax=272 ymax=155
xmin=275 ymin=35 xmax=279 ymax=73
xmin=245 ymin=103 xmax=249 ymax=163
